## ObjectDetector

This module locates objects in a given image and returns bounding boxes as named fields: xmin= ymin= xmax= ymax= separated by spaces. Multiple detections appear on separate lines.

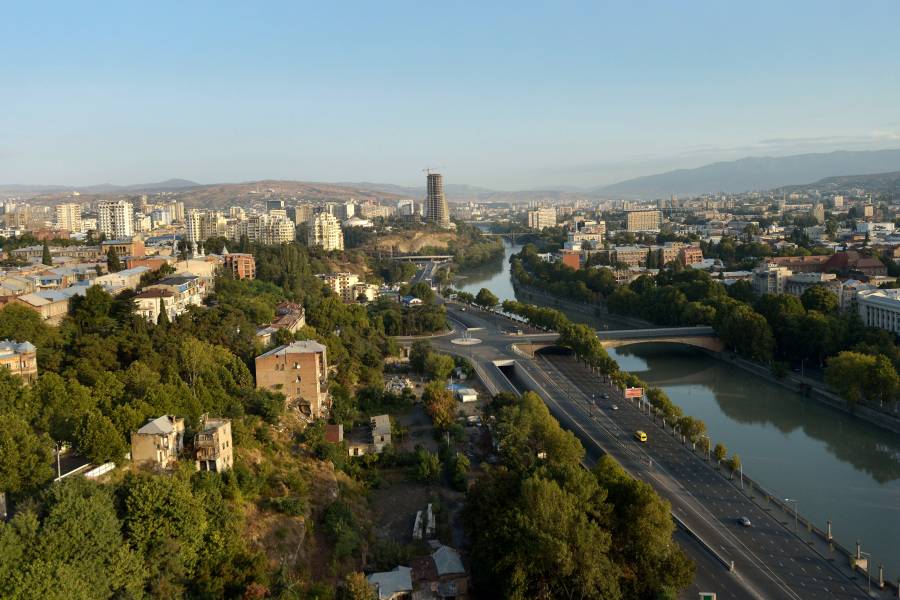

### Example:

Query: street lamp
xmin=784 ymin=498 xmax=798 ymax=533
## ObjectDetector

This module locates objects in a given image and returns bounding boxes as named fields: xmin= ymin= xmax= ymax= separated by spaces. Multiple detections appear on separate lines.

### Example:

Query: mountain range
xmin=594 ymin=149 xmax=900 ymax=199
xmin=5 ymin=148 xmax=900 ymax=203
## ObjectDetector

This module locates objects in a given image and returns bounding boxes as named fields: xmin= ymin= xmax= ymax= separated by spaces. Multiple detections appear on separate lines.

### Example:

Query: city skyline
xmin=3 ymin=1 xmax=900 ymax=189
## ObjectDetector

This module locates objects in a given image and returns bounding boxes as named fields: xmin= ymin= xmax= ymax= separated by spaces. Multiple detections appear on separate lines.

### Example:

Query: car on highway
xmin=601 ymin=393 xmax=609 ymax=399
xmin=738 ymin=516 xmax=752 ymax=528
xmin=610 ymin=404 xmax=619 ymax=410
xmin=634 ymin=430 xmax=647 ymax=442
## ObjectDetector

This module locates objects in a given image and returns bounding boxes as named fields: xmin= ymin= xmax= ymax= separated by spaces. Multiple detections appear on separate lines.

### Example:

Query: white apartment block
xmin=97 ymin=200 xmax=134 ymax=239
xmin=317 ymin=272 xmax=378 ymax=303
xmin=858 ymin=289 xmax=900 ymax=335
xmin=527 ymin=207 xmax=557 ymax=230
xmin=55 ymin=203 xmax=82 ymax=233
xmin=236 ymin=213 xmax=296 ymax=245
xmin=307 ymin=213 xmax=344 ymax=251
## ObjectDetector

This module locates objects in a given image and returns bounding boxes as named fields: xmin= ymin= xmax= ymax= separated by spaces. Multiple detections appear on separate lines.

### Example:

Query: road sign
xmin=625 ymin=387 xmax=643 ymax=398
xmin=699 ymin=594 xmax=716 ymax=600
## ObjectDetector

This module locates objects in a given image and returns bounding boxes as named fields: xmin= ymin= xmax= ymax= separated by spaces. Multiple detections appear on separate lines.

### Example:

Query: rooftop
xmin=257 ymin=339 xmax=327 ymax=359
xmin=136 ymin=415 xmax=180 ymax=436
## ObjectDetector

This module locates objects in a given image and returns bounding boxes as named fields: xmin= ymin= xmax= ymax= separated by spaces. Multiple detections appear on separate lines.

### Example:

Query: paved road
xmin=424 ymin=303 xmax=885 ymax=600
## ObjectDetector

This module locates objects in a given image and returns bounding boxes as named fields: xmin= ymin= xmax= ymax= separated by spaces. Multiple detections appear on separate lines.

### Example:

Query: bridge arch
xmin=600 ymin=337 xmax=724 ymax=353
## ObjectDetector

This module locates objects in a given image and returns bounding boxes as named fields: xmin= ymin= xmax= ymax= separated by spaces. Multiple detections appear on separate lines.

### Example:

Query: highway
xmin=426 ymin=303 xmax=885 ymax=600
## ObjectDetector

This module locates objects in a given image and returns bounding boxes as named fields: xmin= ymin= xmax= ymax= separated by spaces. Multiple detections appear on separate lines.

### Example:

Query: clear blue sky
xmin=2 ymin=1 xmax=900 ymax=189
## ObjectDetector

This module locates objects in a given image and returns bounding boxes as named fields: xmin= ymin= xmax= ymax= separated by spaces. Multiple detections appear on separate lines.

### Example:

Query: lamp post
xmin=784 ymin=498 xmax=798 ymax=533
xmin=859 ymin=550 xmax=872 ymax=596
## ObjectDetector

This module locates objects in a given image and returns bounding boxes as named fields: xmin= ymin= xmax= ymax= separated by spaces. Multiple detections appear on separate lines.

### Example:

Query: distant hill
xmin=777 ymin=170 xmax=900 ymax=196
xmin=0 ymin=178 xmax=202 ymax=197
xmin=596 ymin=149 xmax=900 ymax=199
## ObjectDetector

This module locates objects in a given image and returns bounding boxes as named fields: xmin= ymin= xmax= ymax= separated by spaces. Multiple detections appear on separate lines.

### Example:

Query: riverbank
xmin=513 ymin=273 xmax=900 ymax=436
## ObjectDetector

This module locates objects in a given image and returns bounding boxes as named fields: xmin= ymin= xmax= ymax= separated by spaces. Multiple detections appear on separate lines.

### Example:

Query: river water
xmin=456 ymin=239 xmax=900 ymax=577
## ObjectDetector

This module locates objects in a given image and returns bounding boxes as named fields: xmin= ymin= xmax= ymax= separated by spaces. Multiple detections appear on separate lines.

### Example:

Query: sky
xmin=2 ymin=1 xmax=900 ymax=190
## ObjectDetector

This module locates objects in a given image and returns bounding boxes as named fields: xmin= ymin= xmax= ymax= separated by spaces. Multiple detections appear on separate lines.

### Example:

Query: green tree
xmin=0 ymin=414 xmax=54 ymax=496
xmin=424 ymin=352 xmax=455 ymax=381
xmin=105 ymin=247 xmax=122 ymax=273
xmin=415 ymin=449 xmax=441 ymax=483
xmin=713 ymin=442 xmax=727 ymax=465
xmin=41 ymin=241 xmax=52 ymax=266
xmin=74 ymin=410 xmax=127 ymax=465
xmin=474 ymin=287 xmax=499 ymax=308
xmin=422 ymin=381 xmax=455 ymax=430
xmin=801 ymin=285 xmax=838 ymax=314
xmin=409 ymin=340 xmax=432 ymax=374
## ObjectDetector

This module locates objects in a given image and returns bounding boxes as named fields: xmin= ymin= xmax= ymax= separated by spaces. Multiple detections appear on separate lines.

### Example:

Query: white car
xmin=738 ymin=516 xmax=752 ymax=528
xmin=610 ymin=404 xmax=619 ymax=411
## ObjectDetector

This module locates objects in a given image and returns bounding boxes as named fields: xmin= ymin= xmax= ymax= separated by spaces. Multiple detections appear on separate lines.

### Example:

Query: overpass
xmin=386 ymin=255 xmax=453 ymax=262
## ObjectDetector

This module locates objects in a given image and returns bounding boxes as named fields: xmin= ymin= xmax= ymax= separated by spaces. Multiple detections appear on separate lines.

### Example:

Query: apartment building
xmin=0 ymin=340 xmax=37 ymax=383
xmin=55 ymin=203 xmax=83 ymax=233
xmin=194 ymin=416 xmax=233 ymax=472
xmin=222 ymin=253 xmax=256 ymax=279
xmin=307 ymin=213 xmax=344 ymax=251
xmin=527 ymin=207 xmax=557 ymax=230
xmin=97 ymin=200 xmax=134 ymax=239
xmin=131 ymin=415 xmax=185 ymax=469
xmin=144 ymin=275 xmax=206 ymax=314
xmin=238 ymin=213 xmax=296 ymax=245
xmin=752 ymin=263 xmax=792 ymax=295
xmin=318 ymin=272 xmax=379 ymax=303
xmin=611 ymin=245 xmax=648 ymax=267
xmin=255 ymin=340 xmax=329 ymax=419
xmin=626 ymin=210 xmax=661 ymax=232
xmin=186 ymin=209 xmax=227 ymax=243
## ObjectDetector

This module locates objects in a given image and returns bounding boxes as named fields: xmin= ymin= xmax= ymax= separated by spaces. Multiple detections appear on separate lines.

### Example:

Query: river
xmin=455 ymin=239 xmax=900 ymax=577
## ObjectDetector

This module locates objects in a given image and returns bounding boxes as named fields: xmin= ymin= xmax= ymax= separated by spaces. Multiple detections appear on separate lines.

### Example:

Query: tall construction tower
xmin=424 ymin=170 xmax=451 ymax=229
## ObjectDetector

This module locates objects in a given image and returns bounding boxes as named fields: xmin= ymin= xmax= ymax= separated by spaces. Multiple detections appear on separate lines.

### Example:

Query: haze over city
xmin=3 ymin=1 xmax=900 ymax=189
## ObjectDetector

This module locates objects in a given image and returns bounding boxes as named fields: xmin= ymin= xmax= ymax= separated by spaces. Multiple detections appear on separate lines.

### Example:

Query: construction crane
xmin=422 ymin=167 xmax=443 ymax=175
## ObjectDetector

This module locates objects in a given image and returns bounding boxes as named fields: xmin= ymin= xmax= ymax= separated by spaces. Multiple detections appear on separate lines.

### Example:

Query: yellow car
xmin=634 ymin=430 xmax=648 ymax=443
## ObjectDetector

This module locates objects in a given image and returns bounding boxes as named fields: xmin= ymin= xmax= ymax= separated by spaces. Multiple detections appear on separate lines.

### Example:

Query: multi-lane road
xmin=424 ymin=303 xmax=887 ymax=600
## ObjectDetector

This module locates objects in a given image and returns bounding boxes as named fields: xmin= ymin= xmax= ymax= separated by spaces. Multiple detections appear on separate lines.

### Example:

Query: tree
xmin=41 ymin=241 xmax=52 ymax=266
xmin=156 ymin=298 xmax=169 ymax=326
xmin=409 ymin=281 xmax=435 ymax=303
xmin=801 ymin=285 xmax=838 ymax=314
xmin=343 ymin=572 xmax=376 ymax=600
xmin=0 ymin=414 xmax=54 ymax=496
xmin=424 ymin=352 xmax=455 ymax=381
xmin=409 ymin=340 xmax=432 ymax=374
xmin=726 ymin=454 xmax=741 ymax=478
xmin=826 ymin=351 xmax=899 ymax=409
xmin=106 ymin=247 xmax=122 ymax=273
xmin=713 ymin=442 xmax=727 ymax=465
xmin=415 ymin=449 xmax=441 ymax=483
xmin=474 ymin=287 xmax=499 ymax=309
xmin=74 ymin=411 xmax=127 ymax=465
xmin=423 ymin=381 xmax=456 ymax=430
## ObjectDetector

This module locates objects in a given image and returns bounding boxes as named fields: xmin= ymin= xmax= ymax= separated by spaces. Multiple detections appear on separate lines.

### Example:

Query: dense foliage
xmin=465 ymin=391 xmax=694 ymax=599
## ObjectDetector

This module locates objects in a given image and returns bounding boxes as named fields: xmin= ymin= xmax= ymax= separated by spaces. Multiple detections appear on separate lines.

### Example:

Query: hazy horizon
xmin=3 ymin=1 xmax=900 ymax=189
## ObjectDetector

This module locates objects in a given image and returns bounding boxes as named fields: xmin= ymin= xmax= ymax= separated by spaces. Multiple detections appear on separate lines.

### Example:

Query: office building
xmin=307 ymin=212 xmax=344 ymax=251
xmin=527 ymin=207 xmax=557 ymax=230
xmin=55 ymin=203 xmax=82 ymax=233
xmin=424 ymin=172 xmax=451 ymax=228
xmin=626 ymin=210 xmax=661 ymax=232
xmin=255 ymin=340 xmax=329 ymax=419
xmin=97 ymin=200 xmax=134 ymax=239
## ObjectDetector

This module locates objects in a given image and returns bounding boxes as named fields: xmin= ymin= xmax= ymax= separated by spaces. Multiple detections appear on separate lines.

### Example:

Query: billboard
xmin=624 ymin=387 xmax=643 ymax=398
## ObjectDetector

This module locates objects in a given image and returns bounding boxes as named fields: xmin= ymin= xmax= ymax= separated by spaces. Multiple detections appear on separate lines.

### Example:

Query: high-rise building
xmin=55 ymin=203 xmax=82 ymax=233
xmin=527 ymin=207 xmax=557 ymax=230
xmin=625 ymin=210 xmax=661 ymax=232
xmin=186 ymin=209 xmax=227 ymax=243
xmin=97 ymin=200 xmax=134 ymax=239
xmin=424 ymin=172 xmax=451 ymax=228
xmin=307 ymin=213 xmax=344 ymax=251
xmin=811 ymin=203 xmax=825 ymax=224
xmin=237 ymin=213 xmax=296 ymax=245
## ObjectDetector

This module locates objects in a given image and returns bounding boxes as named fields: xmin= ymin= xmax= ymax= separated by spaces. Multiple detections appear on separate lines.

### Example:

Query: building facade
xmin=55 ymin=203 xmax=83 ymax=233
xmin=626 ymin=210 xmax=661 ymax=232
xmin=97 ymin=200 xmax=134 ymax=239
xmin=752 ymin=263 xmax=793 ymax=296
xmin=0 ymin=340 xmax=37 ymax=383
xmin=222 ymin=253 xmax=256 ymax=279
xmin=424 ymin=172 xmax=451 ymax=229
xmin=307 ymin=213 xmax=344 ymax=251
xmin=527 ymin=207 xmax=557 ymax=230
xmin=858 ymin=289 xmax=900 ymax=335
xmin=131 ymin=415 xmax=185 ymax=469
xmin=194 ymin=417 xmax=233 ymax=472
xmin=255 ymin=340 xmax=329 ymax=419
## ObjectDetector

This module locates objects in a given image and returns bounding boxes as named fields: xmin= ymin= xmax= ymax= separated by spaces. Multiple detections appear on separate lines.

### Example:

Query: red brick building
xmin=223 ymin=253 xmax=256 ymax=280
